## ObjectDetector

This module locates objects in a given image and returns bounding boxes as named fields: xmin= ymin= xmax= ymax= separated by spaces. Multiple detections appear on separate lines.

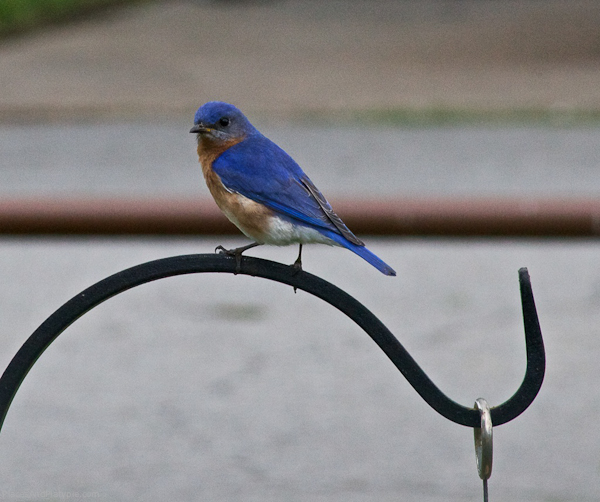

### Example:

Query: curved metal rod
xmin=0 ymin=254 xmax=545 ymax=431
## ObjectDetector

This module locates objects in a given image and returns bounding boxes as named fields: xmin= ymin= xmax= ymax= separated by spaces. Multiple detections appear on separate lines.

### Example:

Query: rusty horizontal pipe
xmin=0 ymin=197 xmax=599 ymax=237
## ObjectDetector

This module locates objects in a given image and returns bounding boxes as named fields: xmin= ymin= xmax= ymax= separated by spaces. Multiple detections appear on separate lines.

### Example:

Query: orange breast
xmin=197 ymin=137 xmax=274 ymax=243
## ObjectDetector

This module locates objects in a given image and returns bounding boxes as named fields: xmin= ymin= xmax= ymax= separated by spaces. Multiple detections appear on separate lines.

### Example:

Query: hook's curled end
xmin=489 ymin=267 xmax=546 ymax=426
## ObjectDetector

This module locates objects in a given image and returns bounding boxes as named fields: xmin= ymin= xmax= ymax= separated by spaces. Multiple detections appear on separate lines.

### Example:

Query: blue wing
xmin=213 ymin=134 xmax=363 ymax=245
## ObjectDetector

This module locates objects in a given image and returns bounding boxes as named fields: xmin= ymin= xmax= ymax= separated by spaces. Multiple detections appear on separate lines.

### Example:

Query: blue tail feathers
xmin=348 ymin=242 xmax=397 ymax=276
xmin=324 ymin=231 xmax=396 ymax=276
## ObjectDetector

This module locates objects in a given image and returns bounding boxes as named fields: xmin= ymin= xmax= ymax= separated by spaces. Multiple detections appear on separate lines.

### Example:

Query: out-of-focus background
xmin=2 ymin=0 xmax=600 ymax=118
xmin=1 ymin=1 xmax=600 ymax=501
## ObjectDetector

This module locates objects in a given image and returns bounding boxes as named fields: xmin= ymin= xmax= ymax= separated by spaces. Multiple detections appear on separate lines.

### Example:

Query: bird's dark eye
xmin=219 ymin=117 xmax=230 ymax=127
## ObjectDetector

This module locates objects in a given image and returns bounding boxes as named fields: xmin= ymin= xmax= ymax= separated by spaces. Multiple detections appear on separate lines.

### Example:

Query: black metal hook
xmin=0 ymin=254 xmax=545 ymax=432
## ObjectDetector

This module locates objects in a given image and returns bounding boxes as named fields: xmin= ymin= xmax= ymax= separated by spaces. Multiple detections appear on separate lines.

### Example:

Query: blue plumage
xmin=213 ymin=136 xmax=341 ymax=235
xmin=191 ymin=101 xmax=396 ymax=277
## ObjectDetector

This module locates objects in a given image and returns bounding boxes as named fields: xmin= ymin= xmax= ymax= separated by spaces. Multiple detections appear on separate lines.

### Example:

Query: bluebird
xmin=190 ymin=101 xmax=396 ymax=276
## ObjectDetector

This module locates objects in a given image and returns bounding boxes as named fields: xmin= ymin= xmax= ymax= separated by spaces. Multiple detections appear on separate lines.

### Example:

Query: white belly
xmin=214 ymin=189 xmax=337 ymax=247
xmin=263 ymin=214 xmax=339 ymax=247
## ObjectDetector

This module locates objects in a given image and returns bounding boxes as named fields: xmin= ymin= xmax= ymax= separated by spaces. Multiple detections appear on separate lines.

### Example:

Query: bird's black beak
xmin=189 ymin=123 xmax=209 ymax=134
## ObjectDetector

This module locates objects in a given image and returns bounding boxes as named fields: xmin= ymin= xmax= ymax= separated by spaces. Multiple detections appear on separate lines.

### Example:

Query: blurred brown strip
xmin=0 ymin=197 xmax=599 ymax=236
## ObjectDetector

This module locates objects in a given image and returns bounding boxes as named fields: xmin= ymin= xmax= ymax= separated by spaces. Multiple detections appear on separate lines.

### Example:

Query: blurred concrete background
xmin=1 ymin=2 xmax=600 ymax=502
xmin=1 ymin=0 xmax=600 ymax=120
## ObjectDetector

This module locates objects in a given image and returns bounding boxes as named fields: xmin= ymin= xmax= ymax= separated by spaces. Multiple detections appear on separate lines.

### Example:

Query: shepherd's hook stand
xmin=0 ymin=254 xmax=545 ymax=499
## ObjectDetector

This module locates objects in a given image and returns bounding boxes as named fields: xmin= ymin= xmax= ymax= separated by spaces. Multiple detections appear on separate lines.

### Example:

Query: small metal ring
xmin=474 ymin=398 xmax=493 ymax=480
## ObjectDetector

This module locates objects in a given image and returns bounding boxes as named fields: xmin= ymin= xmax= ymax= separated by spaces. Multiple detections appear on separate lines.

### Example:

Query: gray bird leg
xmin=292 ymin=244 xmax=303 ymax=273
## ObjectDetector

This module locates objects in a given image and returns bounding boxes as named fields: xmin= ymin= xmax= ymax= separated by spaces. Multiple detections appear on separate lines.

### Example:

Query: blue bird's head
xmin=190 ymin=101 xmax=257 ymax=145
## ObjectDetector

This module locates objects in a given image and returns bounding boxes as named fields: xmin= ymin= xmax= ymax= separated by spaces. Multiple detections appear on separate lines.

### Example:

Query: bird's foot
xmin=214 ymin=245 xmax=235 ymax=256
xmin=215 ymin=242 xmax=260 ymax=274
xmin=290 ymin=245 xmax=304 ymax=293
xmin=291 ymin=244 xmax=303 ymax=276
xmin=291 ymin=258 xmax=303 ymax=275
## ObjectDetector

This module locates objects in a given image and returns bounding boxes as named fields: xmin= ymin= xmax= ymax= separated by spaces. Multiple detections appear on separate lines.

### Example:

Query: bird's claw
xmin=291 ymin=259 xmax=303 ymax=276
xmin=215 ymin=245 xmax=234 ymax=256
xmin=214 ymin=245 xmax=242 ymax=273
xmin=215 ymin=243 xmax=261 ymax=274
xmin=291 ymin=244 xmax=303 ymax=278
xmin=291 ymin=258 xmax=303 ymax=294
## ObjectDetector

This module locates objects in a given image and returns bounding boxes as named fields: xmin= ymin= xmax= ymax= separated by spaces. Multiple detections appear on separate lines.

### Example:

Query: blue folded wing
xmin=213 ymin=134 xmax=362 ymax=245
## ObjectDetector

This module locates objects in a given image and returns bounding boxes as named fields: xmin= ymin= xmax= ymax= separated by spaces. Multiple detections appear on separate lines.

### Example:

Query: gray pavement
xmin=3 ymin=120 xmax=600 ymax=199
xmin=1 ymin=0 xmax=600 ymax=120
xmin=0 ymin=238 xmax=598 ymax=502
xmin=1 ymin=2 xmax=600 ymax=501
